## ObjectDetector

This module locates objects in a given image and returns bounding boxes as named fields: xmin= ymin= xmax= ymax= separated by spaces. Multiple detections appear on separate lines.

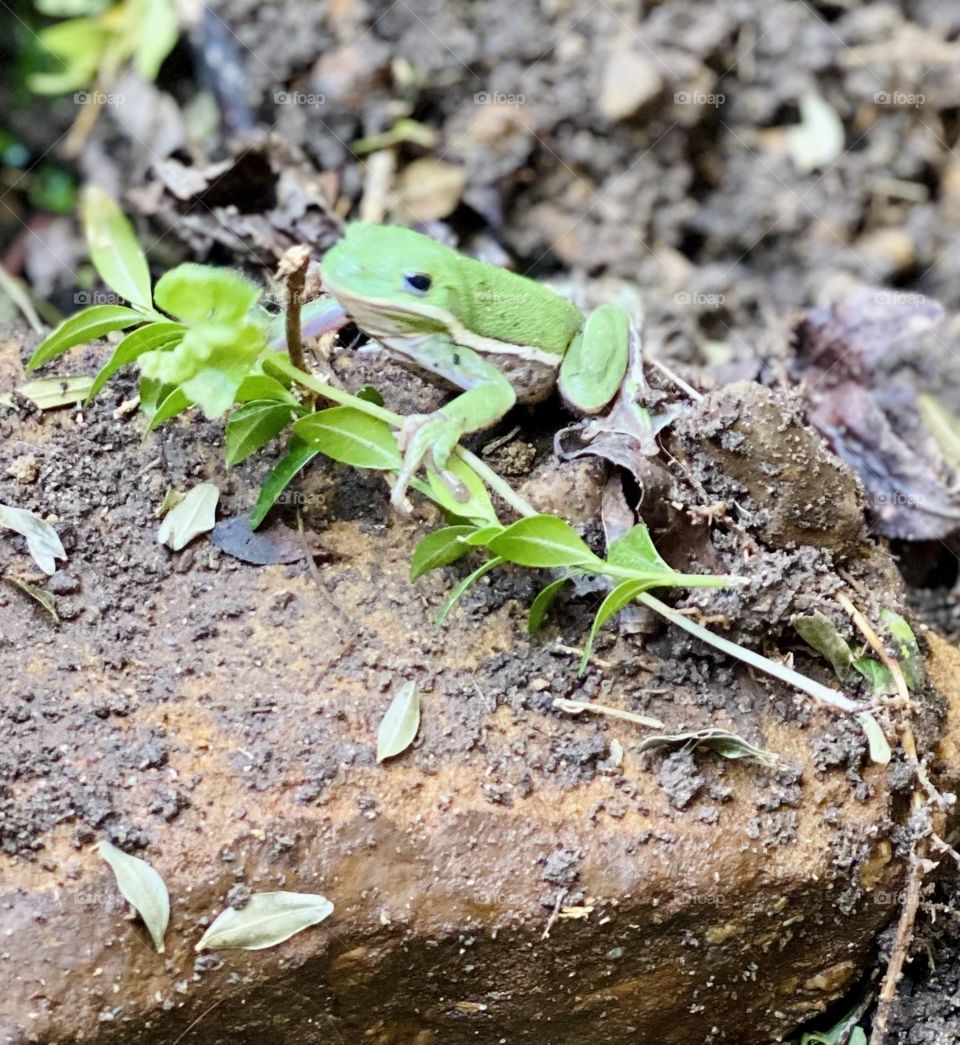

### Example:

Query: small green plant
xmin=29 ymin=0 xmax=178 ymax=96
xmin=24 ymin=190 xmax=891 ymax=759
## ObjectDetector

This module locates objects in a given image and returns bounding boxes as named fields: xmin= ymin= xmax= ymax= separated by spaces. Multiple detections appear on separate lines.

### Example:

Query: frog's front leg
xmin=391 ymin=335 xmax=517 ymax=510
xmin=558 ymin=302 xmax=631 ymax=414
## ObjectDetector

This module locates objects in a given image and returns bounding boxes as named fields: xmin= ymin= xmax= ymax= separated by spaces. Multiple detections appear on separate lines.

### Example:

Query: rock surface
xmin=1 ymin=330 xmax=958 ymax=1044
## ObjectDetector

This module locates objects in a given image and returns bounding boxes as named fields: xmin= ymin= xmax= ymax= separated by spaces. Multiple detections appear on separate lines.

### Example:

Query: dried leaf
xmin=794 ymin=611 xmax=854 ymax=680
xmin=157 ymin=482 xmax=219 ymax=551
xmin=637 ymin=728 xmax=780 ymax=768
xmin=377 ymin=681 xmax=420 ymax=762
xmin=553 ymin=698 xmax=664 ymax=729
xmin=196 ymin=891 xmax=333 ymax=952
xmin=211 ymin=514 xmax=305 ymax=565
xmin=98 ymin=839 xmax=170 ymax=953
xmin=857 ymin=712 xmax=892 ymax=765
xmin=787 ymin=92 xmax=845 ymax=174
xmin=0 ymin=503 xmax=67 ymax=574
xmin=4 ymin=576 xmax=60 ymax=621
xmin=15 ymin=375 xmax=93 ymax=410
xmin=389 ymin=158 xmax=465 ymax=223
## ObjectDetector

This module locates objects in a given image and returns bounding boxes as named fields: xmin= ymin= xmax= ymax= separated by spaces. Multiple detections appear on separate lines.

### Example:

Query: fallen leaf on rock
xmin=0 ymin=503 xmax=67 ymax=574
xmin=377 ymin=681 xmax=420 ymax=762
xmin=637 ymin=728 xmax=780 ymax=768
xmin=98 ymin=840 xmax=170 ymax=954
xmin=14 ymin=375 xmax=93 ymax=410
xmin=196 ymin=891 xmax=333 ymax=951
xmin=157 ymin=482 xmax=219 ymax=551
xmin=4 ymin=576 xmax=60 ymax=621
xmin=211 ymin=513 xmax=307 ymax=565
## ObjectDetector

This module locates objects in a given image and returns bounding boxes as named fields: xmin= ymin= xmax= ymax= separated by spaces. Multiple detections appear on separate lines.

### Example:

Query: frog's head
xmin=321 ymin=222 xmax=463 ymax=337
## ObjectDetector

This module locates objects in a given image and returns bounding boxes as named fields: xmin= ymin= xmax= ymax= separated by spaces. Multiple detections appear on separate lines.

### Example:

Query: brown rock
xmin=1 ymin=334 xmax=957 ymax=1045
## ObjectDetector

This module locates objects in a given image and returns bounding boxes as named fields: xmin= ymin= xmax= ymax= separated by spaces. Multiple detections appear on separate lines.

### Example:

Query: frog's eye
xmin=402 ymin=273 xmax=432 ymax=296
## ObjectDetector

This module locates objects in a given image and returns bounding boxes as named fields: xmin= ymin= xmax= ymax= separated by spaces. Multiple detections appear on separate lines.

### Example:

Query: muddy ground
xmin=4 ymin=0 xmax=960 ymax=1042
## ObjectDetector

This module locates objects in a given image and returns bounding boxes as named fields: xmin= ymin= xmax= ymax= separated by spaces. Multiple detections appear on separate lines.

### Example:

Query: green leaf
xmin=606 ymin=523 xmax=672 ymax=574
xmin=249 ymin=438 xmax=319 ymax=530
xmin=356 ymin=385 xmax=384 ymax=406
xmin=459 ymin=525 xmax=504 ymax=546
xmin=4 ymin=576 xmax=60 ymax=622
xmin=140 ymin=320 xmax=266 ymax=419
xmin=15 ymin=375 xmax=93 ymax=409
xmin=146 ymin=385 xmax=191 ymax=430
xmin=880 ymin=609 xmax=924 ymax=692
xmin=425 ymin=455 xmax=499 ymax=526
xmin=0 ymin=504 xmax=67 ymax=575
xmin=82 ymin=186 xmax=153 ymax=310
xmin=580 ymin=580 xmax=647 ymax=673
xmin=89 ymin=322 xmax=185 ymax=399
xmin=139 ymin=376 xmax=170 ymax=418
xmin=98 ymin=839 xmax=170 ymax=954
xmin=488 ymin=515 xmax=603 ymax=570
xmin=293 ymin=407 xmax=402 ymax=471
xmin=528 ymin=576 xmax=570 ymax=634
xmin=794 ymin=611 xmax=854 ymax=680
xmin=409 ymin=526 xmax=476 ymax=582
xmin=852 ymin=656 xmax=897 ymax=697
xmin=132 ymin=0 xmax=179 ymax=79
xmin=235 ymin=374 xmax=298 ymax=405
xmin=156 ymin=482 xmax=219 ymax=551
xmin=225 ymin=401 xmax=297 ymax=466
xmin=29 ymin=18 xmax=105 ymax=94
xmin=436 ymin=556 xmax=503 ymax=625
xmin=27 ymin=305 xmax=146 ymax=370
xmin=377 ymin=681 xmax=421 ymax=762
xmin=154 ymin=264 xmax=260 ymax=324
xmin=196 ymin=892 xmax=333 ymax=952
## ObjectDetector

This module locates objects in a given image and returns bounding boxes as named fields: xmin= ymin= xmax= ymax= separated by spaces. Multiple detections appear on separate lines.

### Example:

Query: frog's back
xmin=455 ymin=254 xmax=583 ymax=355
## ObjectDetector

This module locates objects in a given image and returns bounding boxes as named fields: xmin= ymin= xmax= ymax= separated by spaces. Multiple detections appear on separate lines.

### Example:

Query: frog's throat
xmin=327 ymin=287 xmax=564 ymax=369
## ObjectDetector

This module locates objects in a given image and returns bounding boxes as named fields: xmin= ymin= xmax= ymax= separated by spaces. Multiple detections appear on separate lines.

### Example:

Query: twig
xmin=553 ymin=697 xmax=664 ymax=729
xmin=279 ymin=246 xmax=311 ymax=374
xmin=648 ymin=356 xmax=705 ymax=401
xmin=836 ymin=593 xmax=911 ymax=706
xmin=870 ymin=850 xmax=926 ymax=1045
xmin=836 ymin=593 xmax=930 ymax=1045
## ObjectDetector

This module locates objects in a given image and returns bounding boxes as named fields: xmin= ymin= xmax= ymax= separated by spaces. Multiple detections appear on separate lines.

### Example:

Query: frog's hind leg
xmin=557 ymin=302 xmax=630 ymax=414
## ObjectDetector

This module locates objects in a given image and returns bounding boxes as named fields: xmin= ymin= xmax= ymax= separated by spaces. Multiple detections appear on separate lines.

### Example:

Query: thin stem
xmin=638 ymin=592 xmax=864 ymax=713
xmin=264 ymin=355 xmax=402 ymax=427
xmin=284 ymin=253 xmax=308 ymax=373
xmin=455 ymin=447 xmax=540 ymax=519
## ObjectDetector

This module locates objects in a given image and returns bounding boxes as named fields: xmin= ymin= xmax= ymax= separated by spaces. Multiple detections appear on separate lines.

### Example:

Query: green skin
xmin=319 ymin=222 xmax=632 ymax=508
